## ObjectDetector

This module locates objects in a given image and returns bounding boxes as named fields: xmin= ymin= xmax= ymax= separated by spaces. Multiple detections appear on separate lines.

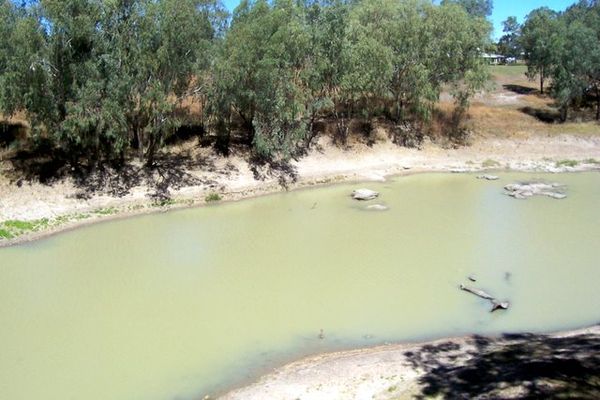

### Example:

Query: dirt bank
xmin=1 ymin=132 xmax=600 ymax=246
xmin=220 ymin=325 xmax=600 ymax=400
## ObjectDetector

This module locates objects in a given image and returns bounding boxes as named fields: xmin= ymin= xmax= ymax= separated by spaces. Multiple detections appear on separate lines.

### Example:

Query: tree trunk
xmin=306 ymin=112 xmax=317 ymax=150
xmin=540 ymin=68 xmax=544 ymax=95
xmin=596 ymin=85 xmax=600 ymax=121
xmin=145 ymin=136 xmax=156 ymax=167
xmin=560 ymin=105 xmax=568 ymax=122
xmin=136 ymin=128 xmax=144 ymax=161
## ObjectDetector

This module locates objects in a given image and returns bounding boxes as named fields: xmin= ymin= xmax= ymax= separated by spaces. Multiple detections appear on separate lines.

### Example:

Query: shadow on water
xmin=405 ymin=329 xmax=600 ymax=399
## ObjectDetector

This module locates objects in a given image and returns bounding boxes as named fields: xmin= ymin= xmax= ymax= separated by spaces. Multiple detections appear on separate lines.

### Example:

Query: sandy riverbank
xmin=219 ymin=325 xmax=600 ymax=400
xmin=1 ymin=132 xmax=600 ymax=247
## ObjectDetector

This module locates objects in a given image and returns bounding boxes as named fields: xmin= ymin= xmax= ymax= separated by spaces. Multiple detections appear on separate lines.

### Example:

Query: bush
xmin=205 ymin=193 xmax=222 ymax=203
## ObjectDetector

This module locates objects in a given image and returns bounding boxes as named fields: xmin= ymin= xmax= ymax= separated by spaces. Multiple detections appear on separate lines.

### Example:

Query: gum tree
xmin=521 ymin=7 xmax=560 ymax=94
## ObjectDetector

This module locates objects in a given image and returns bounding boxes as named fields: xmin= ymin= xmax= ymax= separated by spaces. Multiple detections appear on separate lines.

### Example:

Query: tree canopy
xmin=517 ymin=1 xmax=600 ymax=120
xmin=441 ymin=0 xmax=493 ymax=18
xmin=1 ymin=0 xmax=492 ymax=167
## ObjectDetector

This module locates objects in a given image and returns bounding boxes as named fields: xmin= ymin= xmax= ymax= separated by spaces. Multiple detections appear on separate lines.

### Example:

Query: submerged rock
xmin=351 ymin=188 xmax=379 ymax=201
xmin=477 ymin=174 xmax=499 ymax=181
xmin=504 ymin=182 xmax=567 ymax=200
xmin=366 ymin=204 xmax=389 ymax=211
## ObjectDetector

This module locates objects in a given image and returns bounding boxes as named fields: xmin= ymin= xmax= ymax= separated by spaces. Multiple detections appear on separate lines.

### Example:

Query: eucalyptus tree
xmin=342 ymin=0 xmax=396 ymax=121
xmin=208 ymin=0 xmax=312 ymax=160
xmin=440 ymin=0 xmax=493 ymax=18
xmin=342 ymin=0 xmax=489 ymax=141
xmin=569 ymin=0 xmax=600 ymax=120
xmin=302 ymin=0 xmax=351 ymax=145
xmin=550 ymin=1 xmax=600 ymax=120
xmin=497 ymin=16 xmax=522 ymax=58
xmin=427 ymin=1 xmax=491 ymax=119
xmin=521 ymin=7 xmax=560 ymax=94
xmin=0 ymin=0 xmax=19 ymax=114
xmin=93 ymin=0 xmax=220 ymax=165
xmin=0 ymin=0 xmax=221 ymax=165
xmin=0 ymin=0 xmax=105 ymax=162
xmin=549 ymin=21 xmax=598 ymax=121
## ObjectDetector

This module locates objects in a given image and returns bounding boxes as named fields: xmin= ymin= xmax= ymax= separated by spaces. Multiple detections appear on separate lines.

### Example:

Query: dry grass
xmin=460 ymin=65 xmax=600 ymax=139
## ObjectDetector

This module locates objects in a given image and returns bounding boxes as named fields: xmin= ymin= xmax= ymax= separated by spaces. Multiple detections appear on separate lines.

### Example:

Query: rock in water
xmin=477 ymin=175 xmax=499 ymax=181
xmin=366 ymin=204 xmax=389 ymax=211
xmin=352 ymin=188 xmax=379 ymax=201
xmin=504 ymin=182 xmax=566 ymax=200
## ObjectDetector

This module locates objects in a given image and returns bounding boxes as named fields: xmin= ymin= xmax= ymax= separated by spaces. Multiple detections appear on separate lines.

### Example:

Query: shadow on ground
xmin=503 ymin=84 xmax=539 ymax=96
xmin=405 ymin=329 xmax=600 ymax=399
xmin=6 ymin=148 xmax=225 ymax=202
xmin=249 ymin=156 xmax=298 ymax=189
xmin=0 ymin=121 xmax=27 ymax=148
xmin=519 ymin=106 xmax=561 ymax=123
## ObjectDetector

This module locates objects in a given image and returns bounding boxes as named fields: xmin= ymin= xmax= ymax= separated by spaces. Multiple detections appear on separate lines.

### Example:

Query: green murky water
xmin=1 ymin=172 xmax=599 ymax=400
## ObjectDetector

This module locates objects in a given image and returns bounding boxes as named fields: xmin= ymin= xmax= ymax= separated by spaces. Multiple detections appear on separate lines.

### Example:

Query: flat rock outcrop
xmin=504 ymin=182 xmax=567 ymax=199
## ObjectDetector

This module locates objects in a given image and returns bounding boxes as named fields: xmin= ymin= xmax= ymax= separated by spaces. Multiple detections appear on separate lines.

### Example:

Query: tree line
xmin=498 ymin=0 xmax=600 ymax=121
xmin=1 ymin=0 xmax=492 ymax=167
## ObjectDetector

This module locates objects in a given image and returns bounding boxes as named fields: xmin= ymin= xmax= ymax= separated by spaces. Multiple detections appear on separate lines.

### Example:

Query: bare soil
xmin=220 ymin=325 xmax=600 ymax=400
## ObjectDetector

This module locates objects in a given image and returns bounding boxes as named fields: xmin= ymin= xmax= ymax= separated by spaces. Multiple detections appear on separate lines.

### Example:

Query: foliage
xmin=205 ymin=192 xmax=222 ymax=202
xmin=520 ymin=8 xmax=560 ymax=94
xmin=0 ymin=0 xmax=224 ymax=166
xmin=497 ymin=16 xmax=522 ymax=58
xmin=342 ymin=0 xmax=490 ymax=143
xmin=519 ymin=2 xmax=600 ymax=120
xmin=497 ymin=2 xmax=600 ymax=121
xmin=551 ymin=1 xmax=600 ymax=121
xmin=1 ymin=0 xmax=494 ymax=168
xmin=0 ymin=228 xmax=14 ymax=239
xmin=440 ymin=0 xmax=493 ymax=18
xmin=555 ymin=159 xmax=579 ymax=168
xmin=207 ymin=0 xmax=313 ymax=160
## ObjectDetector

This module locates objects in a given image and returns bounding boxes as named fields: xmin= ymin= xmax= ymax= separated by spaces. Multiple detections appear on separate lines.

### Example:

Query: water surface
xmin=1 ymin=172 xmax=599 ymax=399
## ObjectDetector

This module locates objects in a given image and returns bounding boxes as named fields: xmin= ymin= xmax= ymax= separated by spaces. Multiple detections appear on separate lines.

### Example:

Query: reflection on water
xmin=1 ymin=172 xmax=599 ymax=400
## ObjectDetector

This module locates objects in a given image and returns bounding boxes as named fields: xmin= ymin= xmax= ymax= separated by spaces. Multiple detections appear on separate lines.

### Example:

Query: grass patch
xmin=92 ymin=207 xmax=117 ymax=215
xmin=0 ymin=212 xmax=114 ymax=242
xmin=205 ymin=192 xmax=222 ymax=203
xmin=584 ymin=158 xmax=600 ymax=164
xmin=482 ymin=159 xmax=501 ymax=168
xmin=3 ymin=220 xmax=36 ymax=231
xmin=0 ymin=228 xmax=14 ymax=239
xmin=153 ymin=198 xmax=175 ymax=207
xmin=555 ymin=159 xmax=579 ymax=168
xmin=72 ymin=213 xmax=91 ymax=221
xmin=0 ymin=218 xmax=50 ymax=240
xmin=489 ymin=64 xmax=527 ymax=77
xmin=387 ymin=385 xmax=398 ymax=393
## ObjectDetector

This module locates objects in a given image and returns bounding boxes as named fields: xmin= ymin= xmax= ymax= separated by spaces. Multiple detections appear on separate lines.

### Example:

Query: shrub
xmin=205 ymin=193 xmax=222 ymax=203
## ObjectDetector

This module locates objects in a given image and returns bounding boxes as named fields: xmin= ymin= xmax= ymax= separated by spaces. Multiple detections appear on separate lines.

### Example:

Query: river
xmin=1 ymin=172 xmax=599 ymax=399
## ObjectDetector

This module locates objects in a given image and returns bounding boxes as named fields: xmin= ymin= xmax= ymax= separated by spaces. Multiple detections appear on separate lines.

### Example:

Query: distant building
xmin=481 ymin=53 xmax=506 ymax=65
